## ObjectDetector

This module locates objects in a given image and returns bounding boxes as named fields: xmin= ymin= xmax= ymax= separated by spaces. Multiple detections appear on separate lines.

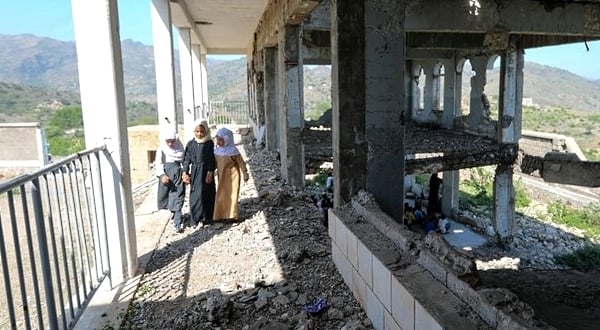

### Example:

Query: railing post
xmin=31 ymin=178 xmax=59 ymax=330
xmin=92 ymin=151 xmax=111 ymax=286
xmin=0 ymin=213 xmax=17 ymax=329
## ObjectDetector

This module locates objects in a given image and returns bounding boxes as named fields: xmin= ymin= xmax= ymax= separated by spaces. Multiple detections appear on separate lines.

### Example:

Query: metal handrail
xmin=0 ymin=145 xmax=111 ymax=329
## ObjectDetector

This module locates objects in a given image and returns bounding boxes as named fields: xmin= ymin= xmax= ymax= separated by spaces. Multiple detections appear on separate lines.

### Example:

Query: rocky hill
xmin=1 ymin=33 xmax=599 ymax=123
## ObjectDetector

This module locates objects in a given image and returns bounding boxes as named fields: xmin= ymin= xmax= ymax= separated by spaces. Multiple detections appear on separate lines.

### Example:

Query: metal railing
xmin=0 ymin=146 xmax=111 ymax=330
xmin=200 ymin=100 xmax=250 ymax=126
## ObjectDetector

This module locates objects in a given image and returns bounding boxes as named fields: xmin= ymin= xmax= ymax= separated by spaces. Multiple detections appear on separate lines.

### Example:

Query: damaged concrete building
xmin=240 ymin=1 xmax=600 ymax=328
xmin=69 ymin=0 xmax=600 ymax=328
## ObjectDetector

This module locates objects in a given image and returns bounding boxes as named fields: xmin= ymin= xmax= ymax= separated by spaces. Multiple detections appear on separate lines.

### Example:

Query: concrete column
xmin=277 ymin=25 xmax=305 ymax=187
xmin=492 ymin=47 xmax=523 ymax=244
xmin=200 ymin=53 xmax=209 ymax=121
xmin=191 ymin=45 xmax=206 ymax=124
xmin=440 ymin=58 xmax=460 ymax=217
xmin=422 ymin=61 xmax=434 ymax=114
xmin=332 ymin=0 xmax=406 ymax=219
xmin=151 ymin=0 xmax=177 ymax=131
xmin=332 ymin=0 xmax=366 ymax=205
xmin=254 ymin=52 xmax=266 ymax=142
xmin=493 ymin=164 xmax=515 ymax=246
xmin=264 ymin=47 xmax=279 ymax=151
xmin=71 ymin=0 xmax=137 ymax=285
xmin=178 ymin=28 xmax=195 ymax=140
xmin=499 ymin=49 xmax=523 ymax=144
xmin=467 ymin=56 xmax=488 ymax=129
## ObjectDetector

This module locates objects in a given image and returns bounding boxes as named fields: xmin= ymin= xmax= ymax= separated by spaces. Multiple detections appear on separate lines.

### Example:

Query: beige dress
xmin=213 ymin=154 xmax=248 ymax=220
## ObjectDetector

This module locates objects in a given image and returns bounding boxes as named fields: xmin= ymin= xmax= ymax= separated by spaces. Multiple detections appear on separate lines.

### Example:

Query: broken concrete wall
xmin=329 ymin=191 xmax=551 ymax=329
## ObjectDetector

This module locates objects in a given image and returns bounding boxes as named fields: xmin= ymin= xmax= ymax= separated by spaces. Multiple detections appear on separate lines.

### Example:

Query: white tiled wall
xmin=330 ymin=212 xmax=441 ymax=330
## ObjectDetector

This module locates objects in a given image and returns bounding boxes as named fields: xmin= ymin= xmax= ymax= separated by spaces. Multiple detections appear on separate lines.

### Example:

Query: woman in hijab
xmin=155 ymin=126 xmax=186 ymax=232
xmin=213 ymin=127 xmax=249 ymax=222
xmin=182 ymin=119 xmax=216 ymax=227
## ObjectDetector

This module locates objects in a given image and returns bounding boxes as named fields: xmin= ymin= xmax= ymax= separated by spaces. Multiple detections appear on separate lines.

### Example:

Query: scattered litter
xmin=303 ymin=297 xmax=327 ymax=315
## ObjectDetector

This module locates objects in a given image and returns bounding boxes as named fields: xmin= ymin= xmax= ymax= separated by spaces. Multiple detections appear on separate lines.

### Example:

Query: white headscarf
xmin=159 ymin=126 xmax=184 ymax=161
xmin=214 ymin=127 xmax=240 ymax=156
xmin=193 ymin=119 xmax=212 ymax=143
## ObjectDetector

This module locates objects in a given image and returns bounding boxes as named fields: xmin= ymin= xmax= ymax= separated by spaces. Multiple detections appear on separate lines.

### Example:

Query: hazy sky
xmin=1 ymin=1 xmax=599 ymax=79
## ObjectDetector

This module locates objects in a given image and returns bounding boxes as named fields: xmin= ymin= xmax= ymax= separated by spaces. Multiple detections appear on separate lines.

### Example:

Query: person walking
xmin=182 ymin=119 xmax=216 ymax=227
xmin=213 ymin=127 xmax=249 ymax=223
xmin=155 ymin=127 xmax=186 ymax=232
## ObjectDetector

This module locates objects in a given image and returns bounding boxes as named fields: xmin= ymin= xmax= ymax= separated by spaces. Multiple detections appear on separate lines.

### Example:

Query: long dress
xmin=183 ymin=139 xmax=216 ymax=224
xmin=213 ymin=153 xmax=248 ymax=221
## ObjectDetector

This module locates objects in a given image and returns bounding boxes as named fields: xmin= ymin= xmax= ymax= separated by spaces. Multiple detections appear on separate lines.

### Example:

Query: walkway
xmin=76 ymin=129 xmax=371 ymax=329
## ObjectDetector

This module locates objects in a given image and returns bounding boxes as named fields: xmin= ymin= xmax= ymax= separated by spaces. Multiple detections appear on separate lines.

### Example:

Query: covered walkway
xmin=76 ymin=129 xmax=372 ymax=329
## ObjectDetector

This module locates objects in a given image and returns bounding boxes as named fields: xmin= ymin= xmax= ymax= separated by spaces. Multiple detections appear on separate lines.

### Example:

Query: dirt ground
xmin=477 ymin=269 xmax=600 ymax=329
xmin=124 ymin=127 xmax=600 ymax=329
xmin=302 ymin=128 xmax=600 ymax=330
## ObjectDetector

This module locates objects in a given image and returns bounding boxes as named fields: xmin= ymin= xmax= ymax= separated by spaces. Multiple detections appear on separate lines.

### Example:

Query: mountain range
xmin=0 ymin=33 xmax=599 ymax=124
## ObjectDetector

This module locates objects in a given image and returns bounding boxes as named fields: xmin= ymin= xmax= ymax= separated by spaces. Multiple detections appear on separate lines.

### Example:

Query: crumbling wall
xmin=329 ymin=191 xmax=552 ymax=329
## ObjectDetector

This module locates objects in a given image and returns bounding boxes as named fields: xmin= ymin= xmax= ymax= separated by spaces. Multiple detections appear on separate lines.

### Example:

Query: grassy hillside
xmin=0 ymin=33 xmax=599 ymax=158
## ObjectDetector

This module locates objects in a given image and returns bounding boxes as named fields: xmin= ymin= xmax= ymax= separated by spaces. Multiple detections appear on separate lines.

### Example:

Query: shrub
xmin=555 ymin=245 xmax=600 ymax=271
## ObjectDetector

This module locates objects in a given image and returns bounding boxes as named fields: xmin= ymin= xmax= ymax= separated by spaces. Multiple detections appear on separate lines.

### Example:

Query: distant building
xmin=522 ymin=98 xmax=534 ymax=106
xmin=0 ymin=122 xmax=50 ymax=170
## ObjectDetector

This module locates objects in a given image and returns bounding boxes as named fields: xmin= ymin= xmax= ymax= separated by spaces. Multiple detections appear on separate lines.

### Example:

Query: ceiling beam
xmin=405 ymin=0 xmax=600 ymax=37
xmin=169 ymin=0 xmax=207 ymax=53
xmin=254 ymin=0 xmax=323 ymax=50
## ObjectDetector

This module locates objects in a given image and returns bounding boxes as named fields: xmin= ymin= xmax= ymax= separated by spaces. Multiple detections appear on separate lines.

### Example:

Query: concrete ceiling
xmin=169 ymin=0 xmax=269 ymax=55
xmin=167 ymin=0 xmax=600 ymax=55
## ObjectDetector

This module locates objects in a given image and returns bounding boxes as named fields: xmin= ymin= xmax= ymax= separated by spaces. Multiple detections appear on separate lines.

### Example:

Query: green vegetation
xmin=521 ymin=106 xmax=600 ymax=161
xmin=126 ymin=101 xmax=159 ymax=125
xmin=458 ymin=167 xmax=530 ymax=210
xmin=415 ymin=174 xmax=429 ymax=186
xmin=137 ymin=283 xmax=153 ymax=297
xmin=555 ymin=245 xmax=600 ymax=271
xmin=305 ymin=101 xmax=331 ymax=121
xmin=459 ymin=169 xmax=600 ymax=271
xmin=46 ymin=105 xmax=85 ymax=156
xmin=546 ymin=201 xmax=600 ymax=240
xmin=306 ymin=171 xmax=329 ymax=187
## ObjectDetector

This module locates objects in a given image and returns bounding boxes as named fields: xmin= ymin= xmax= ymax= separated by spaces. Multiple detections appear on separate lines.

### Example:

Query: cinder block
xmin=391 ymin=276 xmax=414 ymax=330
xmin=347 ymin=229 xmax=359 ymax=269
xmin=367 ymin=286 xmax=384 ymax=330
xmin=352 ymin=266 xmax=367 ymax=308
xmin=385 ymin=310 xmax=401 ymax=330
xmin=357 ymin=240 xmax=373 ymax=288
xmin=373 ymin=256 xmax=391 ymax=311
xmin=335 ymin=221 xmax=348 ymax=257
xmin=415 ymin=300 xmax=442 ymax=330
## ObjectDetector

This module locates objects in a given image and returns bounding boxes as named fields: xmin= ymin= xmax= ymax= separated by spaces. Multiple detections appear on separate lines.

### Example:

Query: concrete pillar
xmin=71 ymin=0 xmax=137 ymax=285
xmin=498 ymin=49 xmax=523 ymax=143
xmin=191 ymin=45 xmax=206 ymax=124
xmin=332 ymin=0 xmax=406 ymax=219
xmin=151 ymin=0 xmax=177 ymax=131
xmin=200 ymin=53 xmax=209 ymax=121
xmin=332 ymin=1 xmax=366 ymax=205
xmin=264 ymin=47 xmax=279 ymax=151
xmin=467 ymin=56 xmax=488 ymax=128
xmin=254 ymin=51 xmax=266 ymax=143
xmin=277 ymin=24 xmax=305 ymax=187
xmin=178 ymin=28 xmax=194 ymax=140
xmin=440 ymin=58 xmax=460 ymax=217
xmin=492 ymin=47 xmax=523 ymax=244
xmin=493 ymin=164 xmax=515 ymax=246
xmin=422 ymin=62 xmax=434 ymax=114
